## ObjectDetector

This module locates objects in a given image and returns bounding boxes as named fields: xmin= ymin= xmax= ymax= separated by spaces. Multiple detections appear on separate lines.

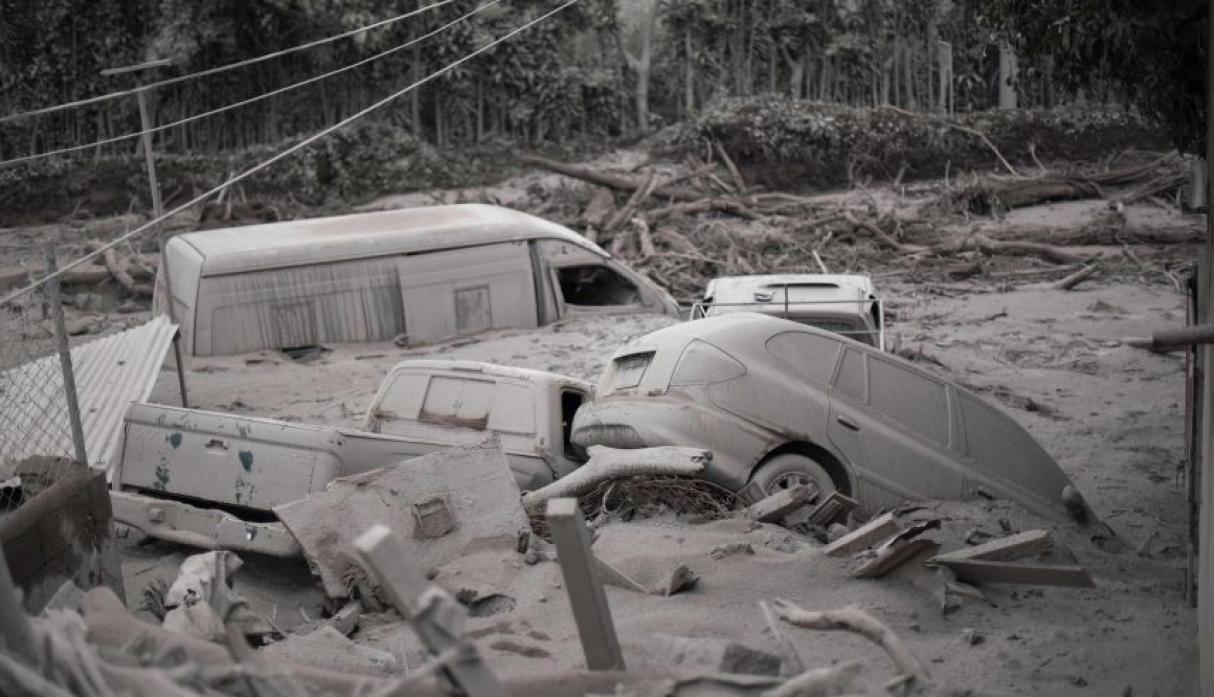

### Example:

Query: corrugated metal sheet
xmin=0 ymin=316 xmax=177 ymax=473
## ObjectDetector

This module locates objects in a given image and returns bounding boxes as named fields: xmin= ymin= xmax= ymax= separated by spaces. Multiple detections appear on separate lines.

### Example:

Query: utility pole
xmin=100 ymin=59 xmax=189 ymax=408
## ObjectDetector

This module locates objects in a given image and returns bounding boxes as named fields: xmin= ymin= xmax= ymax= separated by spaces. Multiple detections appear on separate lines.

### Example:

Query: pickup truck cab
xmin=111 ymin=360 xmax=593 ymax=555
xmin=363 ymin=360 xmax=594 ymax=490
xmin=692 ymin=274 xmax=884 ymax=349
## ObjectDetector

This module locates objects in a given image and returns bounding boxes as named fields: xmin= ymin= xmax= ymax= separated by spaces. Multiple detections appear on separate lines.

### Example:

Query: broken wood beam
xmin=822 ymin=512 xmax=900 ymax=557
xmin=853 ymin=539 xmax=940 ymax=579
xmin=546 ymin=498 xmax=626 ymax=671
xmin=1044 ymin=263 xmax=1100 ymax=291
xmin=932 ymin=529 xmax=1053 ymax=563
xmin=1127 ymin=324 xmax=1214 ymax=353
xmin=934 ymin=558 xmax=1095 ymax=588
xmin=743 ymin=484 xmax=817 ymax=523
xmin=354 ymin=524 xmax=506 ymax=697
xmin=522 ymin=446 xmax=710 ymax=514
xmin=805 ymin=491 xmax=858 ymax=527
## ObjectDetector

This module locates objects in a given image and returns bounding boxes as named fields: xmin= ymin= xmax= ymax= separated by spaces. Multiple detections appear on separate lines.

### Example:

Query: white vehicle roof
xmin=705 ymin=274 xmax=876 ymax=306
xmin=175 ymin=204 xmax=609 ymax=277
xmin=382 ymin=359 xmax=592 ymax=389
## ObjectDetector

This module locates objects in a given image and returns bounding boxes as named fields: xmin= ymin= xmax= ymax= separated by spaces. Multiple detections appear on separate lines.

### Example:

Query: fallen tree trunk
xmin=518 ymin=153 xmax=704 ymax=202
xmin=522 ymin=446 xmax=711 ymax=514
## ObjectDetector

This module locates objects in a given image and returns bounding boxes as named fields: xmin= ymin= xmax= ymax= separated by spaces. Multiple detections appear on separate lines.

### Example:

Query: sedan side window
xmin=867 ymin=358 xmax=949 ymax=445
xmin=832 ymin=348 xmax=867 ymax=402
xmin=766 ymin=331 xmax=842 ymax=385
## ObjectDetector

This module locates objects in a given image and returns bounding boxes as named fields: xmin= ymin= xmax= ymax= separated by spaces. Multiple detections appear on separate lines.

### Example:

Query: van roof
xmin=703 ymin=274 xmax=877 ymax=320
xmin=175 ymin=204 xmax=608 ymax=276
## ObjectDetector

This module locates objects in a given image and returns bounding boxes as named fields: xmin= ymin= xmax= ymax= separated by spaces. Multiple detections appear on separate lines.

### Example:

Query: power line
xmin=0 ymin=0 xmax=501 ymax=168
xmin=0 ymin=0 xmax=459 ymax=125
xmin=0 ymin=0 xmax=580 ymax=307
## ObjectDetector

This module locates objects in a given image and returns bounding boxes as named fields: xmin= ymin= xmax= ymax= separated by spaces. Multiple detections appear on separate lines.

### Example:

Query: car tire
xmin=750 ymin=453 xmax=837 ymax=499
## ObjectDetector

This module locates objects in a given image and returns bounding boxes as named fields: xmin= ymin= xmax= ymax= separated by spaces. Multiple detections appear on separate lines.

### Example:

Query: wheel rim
xmin=771 ymin=471 xmax=815 ymax=491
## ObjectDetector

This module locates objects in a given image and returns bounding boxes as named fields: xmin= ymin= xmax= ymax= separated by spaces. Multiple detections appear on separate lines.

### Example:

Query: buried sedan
xmin=571 ymin=312 xmax=1093 ymax=524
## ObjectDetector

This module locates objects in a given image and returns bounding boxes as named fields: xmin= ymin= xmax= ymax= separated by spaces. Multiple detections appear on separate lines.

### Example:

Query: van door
xmin=396 ymin=241 xmax=538 ymax=345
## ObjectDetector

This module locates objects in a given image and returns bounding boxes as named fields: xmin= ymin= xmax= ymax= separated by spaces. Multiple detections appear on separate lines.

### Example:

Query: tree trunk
xmin=684 ymin=27 xmax=696 ymax=114
xmin=476 ymin=78 xmax=485 ymax=142
xmin=787 ymin=49 xmax=805 ymax=100
xmin=902 ymin=39 xmax=917 ymax=110
xmin=624 ymin=0 xmax=657 ymax=132
xmin=925 ymin=11 xmax=938 ymax=110
xmin=411 ymin=45 xmax=422 ymax=137
xmin=998 ymin=42 xmax=1018 ymax=110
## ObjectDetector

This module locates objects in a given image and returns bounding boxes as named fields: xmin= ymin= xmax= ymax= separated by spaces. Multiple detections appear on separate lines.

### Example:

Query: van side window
xmin=833 ymin=348 xmax=867 ymax=402
xmin=561 ymin=389 xmax=590 ymax=461
xmin=765 ymin=332 xmax=842 ymax=385
xmin=558 ymin=265 xmax=640 ymax=306
xmin=489 ymin=383 xmax=536 ymax=435
xmin=868 ymin=358 xmax=949 ymax=445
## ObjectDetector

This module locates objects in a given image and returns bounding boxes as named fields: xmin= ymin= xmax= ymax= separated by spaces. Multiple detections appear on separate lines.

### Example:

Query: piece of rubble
xmin=161 ymin=550 xmax=272 ymax=642
xmin=261 ymin=624 xmax=397 ymax=676
xmin=762 ymin=662 xmax=863 ymax=697
xmin=711 ymin=542 xmax=756 ymax=560
xmin=933 ymin=559 xmax=1094 ymax=588
xmin=329 ymin=599 xmax=361 ymax=636
xmin=852 ymin=521 xmax=941 ymax=579
xmin=825 ymin=523 xmax=850 ymax=543
xmin=637 ymin=634 xmax=783 ymax=676
xmin=743 ymin=484 xmax=817 ymax=523
xmin=275 ymin=439 xmax=528 ymax=598
xmin=596 ymin=555 xmax=698 ymax=596
xmin=932 ymin=529 xmax=1053 ymax=563
xmin=822 ymin=512 xmax=900 ymax=557
xmin=805 ymin=491 xmax=858 ymax=527
xmin=521 ymin=445 xmax=711 ymax=514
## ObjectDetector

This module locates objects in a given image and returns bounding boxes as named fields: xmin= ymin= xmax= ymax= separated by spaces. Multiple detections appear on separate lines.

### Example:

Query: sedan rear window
xmin=608 ymin=351 xmax=653 ymax=390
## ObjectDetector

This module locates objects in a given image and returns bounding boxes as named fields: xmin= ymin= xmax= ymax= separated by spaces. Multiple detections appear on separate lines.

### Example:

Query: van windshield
xmin=558 ymin=265 xmax=641 ymax=306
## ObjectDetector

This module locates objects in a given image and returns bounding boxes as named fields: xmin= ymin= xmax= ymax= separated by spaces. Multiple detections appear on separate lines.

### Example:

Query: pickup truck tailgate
xmin=117 ymin=402 xmax=430 ymax=511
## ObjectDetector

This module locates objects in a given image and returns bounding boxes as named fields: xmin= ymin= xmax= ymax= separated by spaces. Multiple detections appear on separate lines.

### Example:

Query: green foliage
xmin=986 ymin=0 xmax=1206 ymax=151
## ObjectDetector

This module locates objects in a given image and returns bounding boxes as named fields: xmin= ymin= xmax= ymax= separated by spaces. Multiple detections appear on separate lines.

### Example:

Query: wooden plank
xmin=354 ymin=524 xmax=505 ymax=697
xmin=806 ymin=491 xmax=858 ymax=527
xmin=935 ymin=558 xmax=1095 ymax=588
xmin=744 ymin=484 xmax=817 ymax=523
xmin=932 ymin=529 xmax=1053 ymax=563
xmin=853 ymin=539 xmax=940 ymax=579
xmin=822 ymin=512 xmax=900 ymax=557
xmin=546 ymin=498 xmax=626 ymax=671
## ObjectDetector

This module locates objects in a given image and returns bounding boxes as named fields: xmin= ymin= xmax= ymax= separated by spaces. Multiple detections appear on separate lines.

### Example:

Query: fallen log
xmin=518 ymin=153 xmax=703 ymax=202
xmin=521 ymin=446 xmax=711 ymax=514
xmin=771 ymin=601 xmax=930 ymax=683
xmin=1043 ymin=263 xmax=1100 ymax=291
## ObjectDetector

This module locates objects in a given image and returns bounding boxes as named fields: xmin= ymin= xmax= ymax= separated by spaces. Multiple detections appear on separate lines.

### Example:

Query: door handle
xmin=836 ymin=415 xmax=860 ymax=431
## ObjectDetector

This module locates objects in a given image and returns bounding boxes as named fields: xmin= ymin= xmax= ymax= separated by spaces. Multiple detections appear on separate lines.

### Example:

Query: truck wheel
xmin=750 ymin=453 xmax=837 ymax=499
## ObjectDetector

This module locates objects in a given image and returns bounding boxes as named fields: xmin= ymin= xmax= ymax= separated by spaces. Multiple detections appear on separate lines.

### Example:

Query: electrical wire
xmin=0 ymin=0 xmax=459 ymax=125
xmin=0 ymin=0 xmax=501 ymax=168
xmin=0 ymin=0 xmax=580 ymax=307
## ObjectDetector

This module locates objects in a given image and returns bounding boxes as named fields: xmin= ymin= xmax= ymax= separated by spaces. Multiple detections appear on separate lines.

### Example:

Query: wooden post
xmin=1199 ymin=0 xmax=1214 ymax=689
xmin=546 ymin=498 xmax=625 ymax=671
xmin=44 ymin=244 xmax=88 ymax=465
xmin=102 ymin=60 xmax=188 ymax=407
xmin=353 ymin=524 xmax=504 ymax=697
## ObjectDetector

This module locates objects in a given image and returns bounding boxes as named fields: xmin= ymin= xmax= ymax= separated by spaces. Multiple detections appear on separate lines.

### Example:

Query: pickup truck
xmin=111 ymin=360 xmax=594 ymax=556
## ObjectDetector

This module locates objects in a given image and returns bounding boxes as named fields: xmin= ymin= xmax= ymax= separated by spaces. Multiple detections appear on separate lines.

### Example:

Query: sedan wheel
xmin=751 ymin=453 xmax=837 ymax=499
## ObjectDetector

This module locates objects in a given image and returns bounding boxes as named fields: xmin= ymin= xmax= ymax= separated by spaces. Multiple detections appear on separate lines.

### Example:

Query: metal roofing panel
xmin=0 ymin=316 xmax=177 ymax=474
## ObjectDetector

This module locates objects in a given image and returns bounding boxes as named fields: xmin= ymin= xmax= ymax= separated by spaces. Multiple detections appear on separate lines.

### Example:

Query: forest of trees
xmin=5 ymin=0 xmax=1195 ymax=163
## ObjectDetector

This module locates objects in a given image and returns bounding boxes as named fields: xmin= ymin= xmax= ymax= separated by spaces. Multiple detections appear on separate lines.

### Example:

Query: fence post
xmin=44 ymin=244 xmax=88 ymax=466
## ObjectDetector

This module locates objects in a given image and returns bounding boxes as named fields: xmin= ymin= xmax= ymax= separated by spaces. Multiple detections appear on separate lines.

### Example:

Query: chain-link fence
xmin=0 ymin=256 xmax=89 ymax=518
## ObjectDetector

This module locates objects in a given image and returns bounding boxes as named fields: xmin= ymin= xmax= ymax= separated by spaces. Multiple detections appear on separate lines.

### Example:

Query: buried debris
xmin=743 ymin=484 xmax=818 ymax=523
xmin=638 ymin=634 xmax=783 ymax=677
xmin=275 ymin=439 xmax=529 ymax=598
xmin=930 ymin=529 xmax=1094 ymax=589
xmin=822 ymin=511 xmax=902 ymax=557
xmin=522 ymin=445 xmax=712 ymax=515
xmin=851 ymin=520 xmax=942 ymax=579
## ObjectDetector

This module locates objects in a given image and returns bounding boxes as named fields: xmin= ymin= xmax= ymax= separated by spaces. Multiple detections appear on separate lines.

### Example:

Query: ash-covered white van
xmin=154 ymin=204 xmax=679 ymax=356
